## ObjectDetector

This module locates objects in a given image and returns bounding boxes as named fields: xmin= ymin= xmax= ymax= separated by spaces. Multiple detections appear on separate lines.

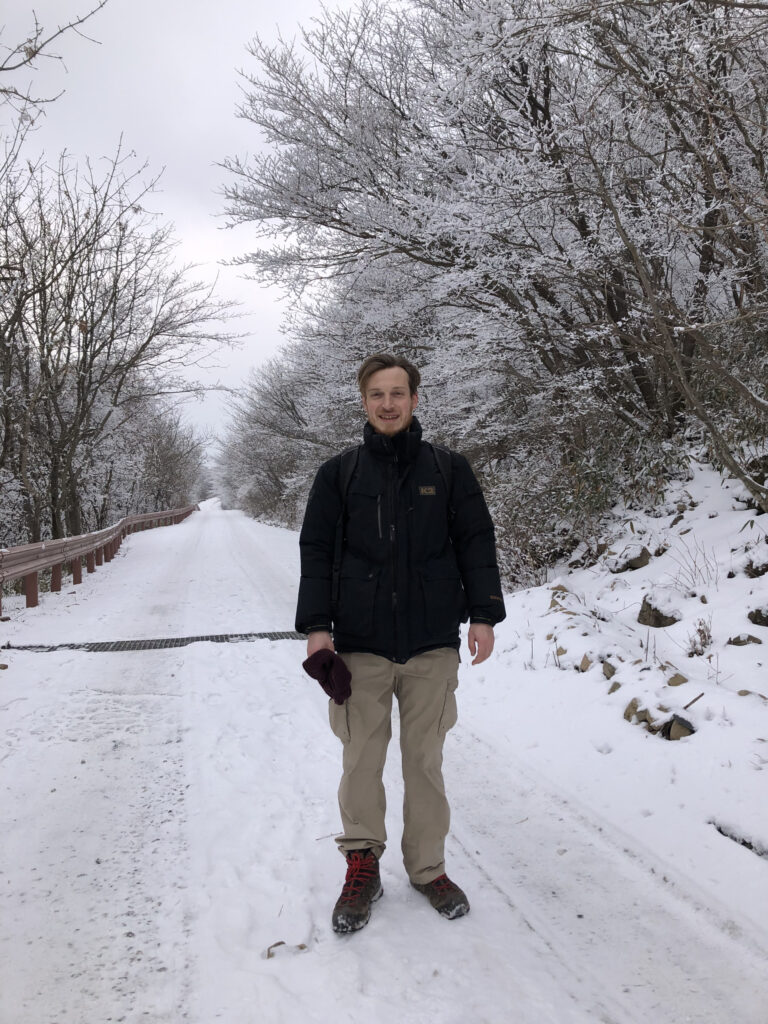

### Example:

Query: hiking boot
xmin=332 ymin=849 xmax=383 ymax=933
xmin=412 ymin=874 xmax=469 ymax=919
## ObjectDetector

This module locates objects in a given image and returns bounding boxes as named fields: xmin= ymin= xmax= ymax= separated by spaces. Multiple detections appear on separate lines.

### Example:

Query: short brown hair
xmin=357 ymin=353 xmax=421 ymax=396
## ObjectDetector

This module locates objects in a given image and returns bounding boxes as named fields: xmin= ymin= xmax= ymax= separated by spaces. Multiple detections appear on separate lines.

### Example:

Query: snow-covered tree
xmin=0 ymin=151 xmax=231 ymax=544
xmin=221 ymin=0 xmax=768 ymax=579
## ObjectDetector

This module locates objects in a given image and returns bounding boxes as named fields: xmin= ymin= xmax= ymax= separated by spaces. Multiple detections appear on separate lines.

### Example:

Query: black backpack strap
xmin=338 ymin=444 xmax=360 ymax=502
xmin=428 ymin=443 xmax=455 ymax=519
xmin=331 ymin=445 xmax=361 ymax=616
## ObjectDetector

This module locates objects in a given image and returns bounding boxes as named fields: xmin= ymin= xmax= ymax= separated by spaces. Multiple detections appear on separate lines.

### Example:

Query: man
xmin=296 ymin=353 xmax=505 ymax=933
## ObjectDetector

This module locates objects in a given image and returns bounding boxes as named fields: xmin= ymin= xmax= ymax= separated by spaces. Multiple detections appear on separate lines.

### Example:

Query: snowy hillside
xmin=1 ymin=465 xmax=767 ymax=1024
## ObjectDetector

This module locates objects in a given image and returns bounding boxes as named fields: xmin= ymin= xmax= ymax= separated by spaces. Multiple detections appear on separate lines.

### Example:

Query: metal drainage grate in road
xmin=3 ymin=631 xmax=306 ymax=653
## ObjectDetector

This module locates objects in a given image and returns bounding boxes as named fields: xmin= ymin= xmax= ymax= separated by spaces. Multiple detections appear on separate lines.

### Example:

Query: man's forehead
xmin=365 ymin=367 xmax=411 ymax=391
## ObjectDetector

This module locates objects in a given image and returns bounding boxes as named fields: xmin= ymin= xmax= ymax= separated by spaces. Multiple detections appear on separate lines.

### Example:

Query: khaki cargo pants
xmin=330 ymin=648 xmax=459 ymax=886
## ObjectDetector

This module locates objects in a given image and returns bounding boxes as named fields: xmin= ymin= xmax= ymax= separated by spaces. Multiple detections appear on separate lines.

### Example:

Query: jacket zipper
xmin=388 ymin=460 xmax=399 ymax=660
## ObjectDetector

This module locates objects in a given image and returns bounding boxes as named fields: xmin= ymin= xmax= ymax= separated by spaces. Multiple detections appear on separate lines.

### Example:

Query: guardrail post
xmin=86 ymin=551 xmax=96 ymax=574
xmin=95 ymin=546 xmax=104 ymax=566
xmin=72 ymin=557 xmax=83 ymax=585
xmin=51 ymin=563 xmax=63 ymax=593
xmin=104 ymin=541 xmax=113 ymax=563
xmin=24 ymin=572 xmax=39 ymax=608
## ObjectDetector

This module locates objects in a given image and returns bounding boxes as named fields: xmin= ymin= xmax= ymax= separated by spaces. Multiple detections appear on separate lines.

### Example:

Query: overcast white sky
xmin=3 ymin=0 xmax=328 ymax=434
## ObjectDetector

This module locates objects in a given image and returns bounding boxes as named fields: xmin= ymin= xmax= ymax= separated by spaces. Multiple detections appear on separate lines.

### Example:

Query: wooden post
xmin=24 ymin=572 xmax=39 ymax=608
xmin=95 ymin=546 xmax=104 ymax=566
xmin=86 ymin=551 xmax=96 ymax=574
xmin=72 ymin=557 xmax=83 ymax=585
xmin=51 ymin=563 xmax=63 ymax=592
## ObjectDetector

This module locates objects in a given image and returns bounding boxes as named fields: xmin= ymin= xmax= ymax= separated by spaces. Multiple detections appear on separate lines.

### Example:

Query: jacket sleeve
xmin=295 ymin=457 xmax=343 ymax=635
xmin=449 ymin=453 xmax=506 ymax=626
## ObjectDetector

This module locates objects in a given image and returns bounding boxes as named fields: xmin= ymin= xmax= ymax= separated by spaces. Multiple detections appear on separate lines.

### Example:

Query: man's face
xmin=362 ymin=367 xmax=418 ymax=436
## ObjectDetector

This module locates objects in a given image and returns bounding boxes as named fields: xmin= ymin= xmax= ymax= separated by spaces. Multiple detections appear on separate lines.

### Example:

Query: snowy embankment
xmin=1 ymin=472 xmax=767 ymax=1024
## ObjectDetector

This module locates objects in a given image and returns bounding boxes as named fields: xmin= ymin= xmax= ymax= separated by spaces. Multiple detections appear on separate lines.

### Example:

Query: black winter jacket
xmin=296 ymin=418 xmax=505 ymax=663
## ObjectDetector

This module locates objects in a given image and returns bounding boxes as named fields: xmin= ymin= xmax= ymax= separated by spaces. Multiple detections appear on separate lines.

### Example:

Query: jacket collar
xmin=363 ymin=416 xmax=423 ymax=464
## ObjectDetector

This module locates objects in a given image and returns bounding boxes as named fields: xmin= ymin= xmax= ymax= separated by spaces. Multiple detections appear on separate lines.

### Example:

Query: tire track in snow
xmin=445 ymin=723 xmax=768 ymax=1024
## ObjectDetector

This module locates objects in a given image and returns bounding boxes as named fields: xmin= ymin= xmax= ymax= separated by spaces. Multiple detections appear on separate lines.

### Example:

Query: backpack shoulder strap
xmin=338 ymin=444 xmax=361 ymax=503
xmin=427 ymin=442 xmax=455 ymax=519
xmin=332 ymin=445 xmax=362 ymax=615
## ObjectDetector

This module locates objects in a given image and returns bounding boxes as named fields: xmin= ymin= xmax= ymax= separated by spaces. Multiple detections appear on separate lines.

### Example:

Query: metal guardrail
xmin=0 ymin=504 xmax=198 ymax=613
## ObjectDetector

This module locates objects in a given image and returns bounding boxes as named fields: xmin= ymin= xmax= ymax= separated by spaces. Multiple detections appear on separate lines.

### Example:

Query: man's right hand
xmin=306 ymin=630 xmax=335 ymax=657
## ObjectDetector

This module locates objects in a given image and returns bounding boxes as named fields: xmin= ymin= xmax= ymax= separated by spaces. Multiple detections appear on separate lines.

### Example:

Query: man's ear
xmin=412 ymin=391 xmax=419 ymax=410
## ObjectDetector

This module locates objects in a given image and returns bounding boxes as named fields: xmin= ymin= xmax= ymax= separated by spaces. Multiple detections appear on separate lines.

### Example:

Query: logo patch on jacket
xmin=419 ymin=485 xmax=437 ymax=496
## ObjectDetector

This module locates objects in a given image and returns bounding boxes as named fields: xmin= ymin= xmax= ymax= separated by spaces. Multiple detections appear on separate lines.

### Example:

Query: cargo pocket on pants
xmin=328 ymin=698 xmax=351 ymax=744
xmin=437 ymin=677 xmax=459 ymax=736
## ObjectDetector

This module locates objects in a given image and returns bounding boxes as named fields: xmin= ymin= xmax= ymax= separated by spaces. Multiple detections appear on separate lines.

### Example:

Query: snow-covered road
xmin=2 ymin=500 xmax=767 ymax=1023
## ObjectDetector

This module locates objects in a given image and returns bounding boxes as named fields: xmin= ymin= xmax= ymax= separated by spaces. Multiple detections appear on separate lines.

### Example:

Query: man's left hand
xmin=467 ymin=623 xmax=495 ymax=665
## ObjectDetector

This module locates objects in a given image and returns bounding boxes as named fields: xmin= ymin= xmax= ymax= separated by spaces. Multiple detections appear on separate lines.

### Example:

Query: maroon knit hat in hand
xmin=302 ymin=650 xmax=352 ymax=705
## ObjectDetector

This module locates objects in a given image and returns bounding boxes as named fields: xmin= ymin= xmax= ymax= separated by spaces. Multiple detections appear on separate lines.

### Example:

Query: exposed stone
xmin=727 ymin=634 xmax=763 ymax=647
xmin=747 ymin=608 xmax=768 ymax=628
xmin=660 ymin=715 xmax=696 ymax=741
xmin=602 ymin=661 xmax=617 ymax=680
xmin=0 ymin=664 xmax=7 ymax=670
xmin=609 ymin=546 xmax=651 ymax=573
xmin=671 ymin=513 xmax=684 ymax=527
xmin=623 ymin=698 xmax=659 ymax=730
xmin=608 ymin=681 xmax=621 ymax=694
xmin=579 ymin=653 xmax=592 ymax=673
xmin=667 ymin=673 xmax=688 ymax=687
xmin=623 ymin=698 xmax=640 ymax=722
xmin=556 ymin=646 xmax=567 ymax=657
xmin=638 ymin=595 xmax=680 ymax=628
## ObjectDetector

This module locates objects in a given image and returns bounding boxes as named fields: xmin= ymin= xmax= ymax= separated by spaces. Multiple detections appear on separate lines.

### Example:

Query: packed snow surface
xmin=2 ymin=465 xmax=768 ymax=1023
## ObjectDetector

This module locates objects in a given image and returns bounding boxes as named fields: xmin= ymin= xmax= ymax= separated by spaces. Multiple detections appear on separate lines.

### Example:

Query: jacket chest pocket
xmin=345 ymin=480 xmax=386 ymax=551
